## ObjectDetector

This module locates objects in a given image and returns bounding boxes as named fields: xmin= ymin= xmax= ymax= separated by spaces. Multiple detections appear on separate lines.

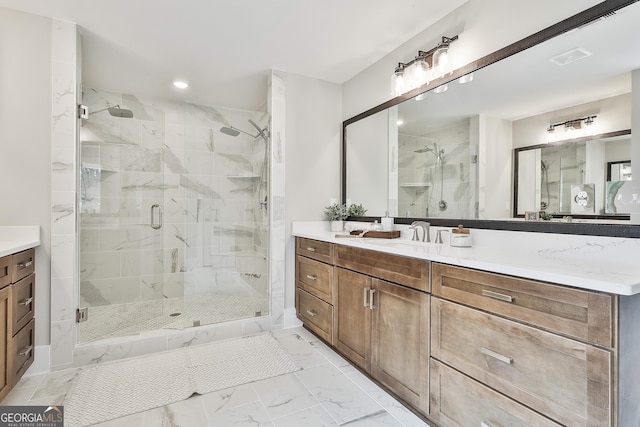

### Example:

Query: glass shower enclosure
xmin=78 ymin=87 xmax=270 ymax=343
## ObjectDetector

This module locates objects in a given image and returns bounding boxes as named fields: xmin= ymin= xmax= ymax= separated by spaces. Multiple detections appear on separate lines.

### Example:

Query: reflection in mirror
xmin=345 ymin=109 xmax=390 ymax=215
xmin=344 ymin=0 xmax=640 ymax=226
xmin=515 ymin=132 xmax=631 ymax=217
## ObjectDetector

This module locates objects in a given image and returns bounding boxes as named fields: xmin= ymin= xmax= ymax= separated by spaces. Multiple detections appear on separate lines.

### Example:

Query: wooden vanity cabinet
xmin=0 ymin=249 xmax=36 ymax=402
xmin=431 ymin=262 xmax=614 ymax=427
xmin=295 ymin=238 xmax=335 ymax=344
xmin=296 ymin=238 xmax=430 ymax=415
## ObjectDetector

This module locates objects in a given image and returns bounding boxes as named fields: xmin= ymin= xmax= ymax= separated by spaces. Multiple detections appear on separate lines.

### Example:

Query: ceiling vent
xmin=549 ymin=48 xmax=592 ymax=66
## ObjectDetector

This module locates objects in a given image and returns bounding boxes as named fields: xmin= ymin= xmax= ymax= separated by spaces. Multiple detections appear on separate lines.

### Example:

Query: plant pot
xmin=330 ymin=220 xmax=344 ymax=232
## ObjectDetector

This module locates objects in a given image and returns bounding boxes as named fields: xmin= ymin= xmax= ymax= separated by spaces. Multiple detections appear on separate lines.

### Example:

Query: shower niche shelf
xmin=226 ymin=174 xmax=260 ymax=179
xmin=81 ymin=163 xmax=119 ymax=173
xmin=400 ymin=182 xmax=431 ymax=188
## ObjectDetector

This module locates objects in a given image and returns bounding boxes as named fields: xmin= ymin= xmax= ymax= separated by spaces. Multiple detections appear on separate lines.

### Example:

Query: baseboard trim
xmin=283 ymin=307 xmax=302 ymax=328
xmin=24 ymin=345 xmax=50 ymax=376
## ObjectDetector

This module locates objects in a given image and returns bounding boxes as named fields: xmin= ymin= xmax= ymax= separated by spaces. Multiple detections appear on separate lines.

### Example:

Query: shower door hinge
xmin=76 ymin=307 xmax=88 ymax=323
xmin=78 ymin=104 xmax=89 ymax=120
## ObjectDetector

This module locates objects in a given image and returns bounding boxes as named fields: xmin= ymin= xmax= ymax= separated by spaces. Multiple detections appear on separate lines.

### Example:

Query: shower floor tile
xmin=1 ymin=327 xmax=430 ymax=427
xmin=78 ymin=294 xmax=269 ymax=343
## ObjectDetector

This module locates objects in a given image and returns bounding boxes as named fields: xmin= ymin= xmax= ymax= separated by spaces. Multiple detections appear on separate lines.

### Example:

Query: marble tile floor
xmin=1 ymin=327 xmax=430 ymax=427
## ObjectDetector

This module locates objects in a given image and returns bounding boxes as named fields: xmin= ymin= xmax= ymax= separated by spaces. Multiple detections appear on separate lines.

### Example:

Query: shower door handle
xmin=151 ymin=204 xmax=163 ymax=229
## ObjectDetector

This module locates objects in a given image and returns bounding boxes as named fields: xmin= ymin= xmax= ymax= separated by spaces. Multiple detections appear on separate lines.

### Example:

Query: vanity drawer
xmin=11 ymin=274 xmax=35 ymax=336
xmin=431 ymin=263 xmax=613 ymax=347
xmin=296 ymin=288 xmax=333 ymax=344
xmin=11 ymin=249 xmax=35 ymax=284
xmin=0 ymin=255 xmax=10 ymax=289
xmin=430 ymin=359 xmax=561 ymax=427
xmin=335 ymin=245 xmax=429 ymax=292
xmin=10 ymin=318 xmax=34 ymax=386
xmin=296 ymin=256 xmax=333 ymax=303
xmin=431 ymin=298 xmax=612 ymax=427
xmin=296 ymin=237 xmax=334 ymax=264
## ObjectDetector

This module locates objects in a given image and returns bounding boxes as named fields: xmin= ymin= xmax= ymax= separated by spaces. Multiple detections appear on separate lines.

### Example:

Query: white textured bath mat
xmin=63 ymin=333 xmax=300 ymax=427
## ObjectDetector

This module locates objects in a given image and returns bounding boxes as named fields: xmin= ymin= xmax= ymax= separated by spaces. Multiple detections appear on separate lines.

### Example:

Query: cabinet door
xmin=0 ymin=285 xmax=11 ymax=401
xmin=371 ymin=279 xmax=430 ymax=414
xmin=334 ymin=267 xmax=371 ymax=371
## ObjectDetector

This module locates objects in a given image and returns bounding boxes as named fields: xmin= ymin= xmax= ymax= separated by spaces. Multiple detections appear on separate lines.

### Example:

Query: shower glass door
xmin=78 ymin=87 xmax=270 ymax=344
xmin=78 ymin=88 xmax=175 ymax=343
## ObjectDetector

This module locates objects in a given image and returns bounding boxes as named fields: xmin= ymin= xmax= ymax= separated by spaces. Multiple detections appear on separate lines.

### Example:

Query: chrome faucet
xmin=410 ymin=221 xmax=431 ymax=242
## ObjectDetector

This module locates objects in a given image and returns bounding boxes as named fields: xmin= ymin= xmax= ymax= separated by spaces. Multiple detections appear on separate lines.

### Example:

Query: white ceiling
xmin=0 ymin=0 xmax=467 ymax=110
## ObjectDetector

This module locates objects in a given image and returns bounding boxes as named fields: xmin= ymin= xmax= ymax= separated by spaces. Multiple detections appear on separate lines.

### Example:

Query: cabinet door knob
xmin=306 ymin=247 xmax=316 ymax=252
xmin=482 ymin=289 xmax=514 ymax=303
xmin=18 ymin=297 xmax=33 ymax=306
xmin=305 ymin=275 xmax=317 ymax=281
xmin=305 ymin=310 xmax=317 ymax=317
xmin=481 ymin=347 xmax=513 ymax=365
xmin=19 ymin=345 xmax=33 ymax=356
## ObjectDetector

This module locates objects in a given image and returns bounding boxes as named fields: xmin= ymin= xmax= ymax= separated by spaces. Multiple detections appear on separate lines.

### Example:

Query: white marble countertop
xmin=0 ymin=226 xmax=41 ymax=258
xmin=293 ymin=221 xmax=640 ymax=296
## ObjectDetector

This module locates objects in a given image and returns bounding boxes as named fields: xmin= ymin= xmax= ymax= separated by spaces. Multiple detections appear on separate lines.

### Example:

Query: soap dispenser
xmin=381 ymin=212 xmax=393 ymax=231
xmin=450 ymin=224 xmax=472 ymax=247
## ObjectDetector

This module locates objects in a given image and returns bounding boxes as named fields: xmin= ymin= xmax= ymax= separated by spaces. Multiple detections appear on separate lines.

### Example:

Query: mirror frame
xmin=341 ymin=0 xmax=640 ymax=238
xmin=513 ymin=129 xmax=632 ymax=220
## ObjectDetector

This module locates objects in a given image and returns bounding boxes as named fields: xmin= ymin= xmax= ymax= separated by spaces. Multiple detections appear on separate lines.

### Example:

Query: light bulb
xmin=391 ymin=68 xmax=406 ymax=96
xmin=433 ymin=84 xmax=448 ymax=94
xmin=411 ymin=57 xmax=430 ymax=88
xmin=432 ymin=46 xmax=450 ymax=77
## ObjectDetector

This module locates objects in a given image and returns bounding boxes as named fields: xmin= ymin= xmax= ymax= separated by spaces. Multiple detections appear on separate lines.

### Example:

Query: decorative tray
xmin=349 ymin=230 xmax=401 ymax=239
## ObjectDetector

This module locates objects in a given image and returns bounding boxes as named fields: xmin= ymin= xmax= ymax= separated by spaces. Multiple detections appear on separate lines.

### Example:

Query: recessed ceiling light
xmin=549 ymin=48 xmax=592 ymax=66
xmin=397 ymin=119 xmax=404 ymax=126
xmin=173 ymin=80 xmax=189 ymax=89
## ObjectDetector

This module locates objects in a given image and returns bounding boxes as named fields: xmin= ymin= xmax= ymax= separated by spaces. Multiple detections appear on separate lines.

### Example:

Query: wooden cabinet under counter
xmin=431 ymin=297 xmax=611 ymax=426
xmin=0 ymin=249 xmax=36 ymax=401
xmin=432 ymin=262 xmax=614 ymax=348
xmin=333 ymin=267 xmax=430 ymax=414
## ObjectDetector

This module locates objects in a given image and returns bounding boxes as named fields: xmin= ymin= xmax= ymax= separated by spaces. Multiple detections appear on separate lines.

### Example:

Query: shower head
xmin=220 ymin=120 xmax=269 ymax=140
xmin=414 ymin=146 xmax=436 ymax=154
xmin=89 ymin=104 xmax=134 ymax=119
xmin=107 ymin=106 xmax=134 ymax=118
xmin=220 ymin=126 xmax=241 ymax=137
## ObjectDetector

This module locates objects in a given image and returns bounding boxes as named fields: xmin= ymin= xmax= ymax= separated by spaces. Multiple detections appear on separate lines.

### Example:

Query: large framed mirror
xmin=342 ymin=0 xmax=640 ymax=236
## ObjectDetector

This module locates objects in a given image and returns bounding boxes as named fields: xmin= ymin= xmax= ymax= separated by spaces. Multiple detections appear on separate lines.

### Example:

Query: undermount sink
xmin=366 ymin=239 xmax=439 ymax=250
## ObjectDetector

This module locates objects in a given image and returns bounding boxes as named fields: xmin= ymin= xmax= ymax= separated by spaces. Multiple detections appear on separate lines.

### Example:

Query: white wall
xmin=479 ymin=116 xmax=512 ymax=218
xmin=342 ymin=0 xmax=601 ymax=121
xmin=285 ymin=73 xmax=342 ymax=308
xmin=632 ymin=70 xmax=640 ymax=224
xmin=0 ymin=8 xmax=52 ymax=346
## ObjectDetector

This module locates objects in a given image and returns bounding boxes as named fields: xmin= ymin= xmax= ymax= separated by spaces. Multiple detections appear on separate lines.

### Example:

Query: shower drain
xmin=169 ymin=312 xmax=182 ymax=317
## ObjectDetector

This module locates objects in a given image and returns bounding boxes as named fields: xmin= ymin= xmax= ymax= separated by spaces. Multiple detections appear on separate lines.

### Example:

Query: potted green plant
xmin=347 ymin=203 xmax=367 ymax=217
xmin=324 ymin=203 xmax=348 ymax=231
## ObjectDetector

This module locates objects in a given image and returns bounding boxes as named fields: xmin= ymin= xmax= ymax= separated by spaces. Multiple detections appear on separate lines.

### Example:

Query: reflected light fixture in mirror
xmin=433 ymin=84 xmax=449 ymax=94
xmin=391 ymin=35 xmax=458 ymax=96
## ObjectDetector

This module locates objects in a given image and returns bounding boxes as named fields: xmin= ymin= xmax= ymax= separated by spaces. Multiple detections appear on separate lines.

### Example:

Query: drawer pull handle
xmin=306 ymin=310 xmax=317 ymax=317
xmin=482 ymin=289 xmax=513 ymax=303
xmin=306 ymin=247 xmax=316 ymax=252
xmin=18 ymin=297 xmax=33 ymax=306
xmin=369 ymin=288 xmax=375 ymax=310
xmin=19 ymin=345 xmax=33 ymax=356
xmin=305 ymin=275 xmax=317 ymax=281
xmin=17 ymin=260 xmax=33 ymax=268
xmin=481 ymin=347 xmax=513 ymax=365
xmin=481 ymin=422 xmax=492 ymax=427
xmin=363 ymin=288 xmax=369 ymax=308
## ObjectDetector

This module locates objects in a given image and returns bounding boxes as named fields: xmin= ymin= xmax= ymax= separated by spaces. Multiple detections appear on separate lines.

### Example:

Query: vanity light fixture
xmin=433 ymin=84 xmax=448 ymax=94
xmin=173 ymin=80 xmax=189 ymax=89
xmin=458 ymin=73 xmax=474 ymax=84
xmin=391 ymin=35 xmax=459 ymax=97
xmin=414 ymin=93 xmax=428 ymax=102
xmin=546 ymin=115 xmax=597 ymax=141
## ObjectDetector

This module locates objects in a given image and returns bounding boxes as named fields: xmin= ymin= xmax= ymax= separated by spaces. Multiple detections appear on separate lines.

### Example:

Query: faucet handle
xmin=435 ymin=229 xmax=449 ymax=244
